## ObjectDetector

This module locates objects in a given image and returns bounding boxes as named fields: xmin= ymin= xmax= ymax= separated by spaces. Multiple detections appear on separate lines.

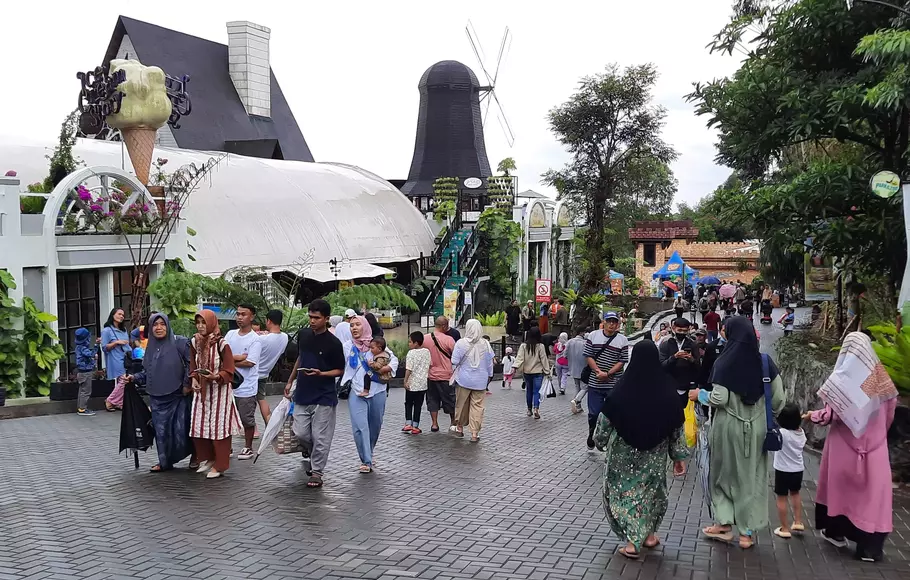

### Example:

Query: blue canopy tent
xmin=652 ymin=251 xmax=699 ymax=280
xmin=602 ymin=270 xmax=625 ymax=294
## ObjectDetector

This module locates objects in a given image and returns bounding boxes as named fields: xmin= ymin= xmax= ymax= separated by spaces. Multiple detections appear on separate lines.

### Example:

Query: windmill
xmin=401 ymin=22 xmax=515 ymax=200
xmin=466 ymin=20 xmax=514 ymax=148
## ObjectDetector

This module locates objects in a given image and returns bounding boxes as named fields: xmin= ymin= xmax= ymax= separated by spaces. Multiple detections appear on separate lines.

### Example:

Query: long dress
xmin=812 ymin=399 xmax=896 ymax=558
xmin=593 ymin=414 xmax=689 ymax=551
xmin=101 ymin=326 xmax=130 ymax=380
xmin=704 ymin=378 xmax=785 ymax=534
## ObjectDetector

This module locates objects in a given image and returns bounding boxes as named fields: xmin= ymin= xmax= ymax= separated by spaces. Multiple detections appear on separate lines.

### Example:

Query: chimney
xmin=227 ymin=21 xmax=271 ymax=117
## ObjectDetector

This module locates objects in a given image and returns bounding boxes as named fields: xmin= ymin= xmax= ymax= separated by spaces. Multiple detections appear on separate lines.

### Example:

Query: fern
xmin=323 ymin=284 xmax=419 ymax=315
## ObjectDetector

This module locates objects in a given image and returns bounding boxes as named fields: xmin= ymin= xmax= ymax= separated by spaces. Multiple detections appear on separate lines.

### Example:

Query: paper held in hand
xmin=818 ymin=352 xmax=880 ymax=437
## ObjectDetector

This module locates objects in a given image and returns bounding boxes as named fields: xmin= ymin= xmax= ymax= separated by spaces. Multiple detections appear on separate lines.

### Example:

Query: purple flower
xmin=5 ymin=170 xmax=16 ymax=177
xmin=141 ymin=204 xmax=150 ymax=212
xmin=90 ymin=204 xmax=103 ymax=212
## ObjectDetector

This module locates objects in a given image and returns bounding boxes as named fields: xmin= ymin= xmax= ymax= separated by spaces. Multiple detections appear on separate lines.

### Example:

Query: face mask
xmin=675 ymin=332 xmax=688 ymax=341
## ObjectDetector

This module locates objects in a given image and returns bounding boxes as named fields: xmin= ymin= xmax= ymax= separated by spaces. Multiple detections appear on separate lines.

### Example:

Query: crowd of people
xmin=76 ymin=291 xmax=898 ymax=563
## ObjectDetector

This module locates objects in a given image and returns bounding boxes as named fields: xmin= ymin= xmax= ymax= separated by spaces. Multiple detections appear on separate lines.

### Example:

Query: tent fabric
xmin=0 ymin=137 xmax=437 ymax=277
xmin=608 ymin=270 xmax=624 ymax=279
xmin=652 ymin=251 xmax=698 ymax=279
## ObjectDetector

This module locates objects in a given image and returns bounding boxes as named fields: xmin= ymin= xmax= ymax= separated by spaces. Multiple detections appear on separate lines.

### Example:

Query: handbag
xmin=760 ymin=353 xmax=782 ymax=452
xmin=580 ymin=332 xmax=616 ymax=384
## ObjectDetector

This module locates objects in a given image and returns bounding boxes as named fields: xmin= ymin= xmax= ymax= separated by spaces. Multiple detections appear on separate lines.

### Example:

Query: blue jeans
xmin=525 ymin=373 xmax=543 ymax=410
xmin=348 ymin=390 xmax=387 ymax=467
xmin=708 ymin=330 xmax=718 ymax=343
xmin=587 ymin=387 xmax=612 ymax=438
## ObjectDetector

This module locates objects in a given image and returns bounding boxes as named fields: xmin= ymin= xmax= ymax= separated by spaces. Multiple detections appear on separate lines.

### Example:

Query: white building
xmin=514 ymin=190 xmax=576 ymax=291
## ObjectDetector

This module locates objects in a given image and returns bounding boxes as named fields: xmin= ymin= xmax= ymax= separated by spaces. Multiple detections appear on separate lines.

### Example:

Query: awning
xmin=304 ymin=262 xmax=395 ymax=283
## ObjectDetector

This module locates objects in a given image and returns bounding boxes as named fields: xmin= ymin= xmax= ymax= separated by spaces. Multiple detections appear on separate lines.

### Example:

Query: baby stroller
xmin=759 ymin=300 xmax=774 ymax=325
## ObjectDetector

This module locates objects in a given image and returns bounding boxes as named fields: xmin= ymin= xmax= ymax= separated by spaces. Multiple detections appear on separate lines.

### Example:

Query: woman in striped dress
xmin=190 ymin=310 xmax=242 ymax=479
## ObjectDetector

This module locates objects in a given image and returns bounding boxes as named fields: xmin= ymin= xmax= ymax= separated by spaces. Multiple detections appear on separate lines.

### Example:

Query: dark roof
xmin=402 ymin=60 xmax=492 ymax=197
xmin=103 ymin=16 xmax=314 ymax=162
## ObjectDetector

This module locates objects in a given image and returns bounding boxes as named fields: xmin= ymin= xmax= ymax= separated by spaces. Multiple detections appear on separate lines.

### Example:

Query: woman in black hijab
xmin=593 ymin=341 xmax=688 ymax=559
xmin=687 ymin=315 xmax=785 ymax=549
xmin=364 ymin=312 xmax=384 ymax=338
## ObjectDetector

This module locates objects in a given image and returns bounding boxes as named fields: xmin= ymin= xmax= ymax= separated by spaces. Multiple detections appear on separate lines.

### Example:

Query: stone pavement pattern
xmin=1 ymin=387 xmax=908 ymax=580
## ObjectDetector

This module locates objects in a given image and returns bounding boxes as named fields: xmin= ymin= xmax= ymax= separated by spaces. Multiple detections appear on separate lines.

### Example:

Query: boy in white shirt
xmin=403 ymin=331 xmax=431 ymax=434
xmin=773 ymin=403 xmax=807 ymax=538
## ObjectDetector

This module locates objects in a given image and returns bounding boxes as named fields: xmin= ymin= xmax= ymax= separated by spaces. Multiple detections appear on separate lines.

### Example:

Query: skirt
xmin=149 ymin=389 xmax=193 ymax=468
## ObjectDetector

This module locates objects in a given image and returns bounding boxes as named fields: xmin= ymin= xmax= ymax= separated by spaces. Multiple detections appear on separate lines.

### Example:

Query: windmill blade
xmin=491 ymin=26 xmax=511 ymax=86
xmin=465 ymin=20 xmax=494 ymax=86
xmin=491 ymin=90 xmax=515 ymax=147
xmin=482 ymin=96 xmax=493 ymax=126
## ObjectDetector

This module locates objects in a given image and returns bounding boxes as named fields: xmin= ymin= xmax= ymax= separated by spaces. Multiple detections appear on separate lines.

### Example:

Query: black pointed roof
xmin=401 ymin=61 xmax=492 ymax=197
xmin=102 ymin=16 xmax=314 ymax=162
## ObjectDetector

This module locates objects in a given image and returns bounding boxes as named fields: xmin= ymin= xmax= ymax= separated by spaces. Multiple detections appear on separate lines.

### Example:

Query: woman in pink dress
xmin=806 ymin=332 xmax=899 ymax=562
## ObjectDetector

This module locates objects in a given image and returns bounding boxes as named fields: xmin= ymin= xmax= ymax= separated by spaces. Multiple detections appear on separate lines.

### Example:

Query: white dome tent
xmin=0 ymin=137 xmax=436 ymax=278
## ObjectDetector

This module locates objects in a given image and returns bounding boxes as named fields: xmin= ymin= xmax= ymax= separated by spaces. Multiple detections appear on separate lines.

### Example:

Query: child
xmin=74 ymin=327 xmax=97 ymax=416
xmin=403 ymin=331 xmax=430 ymax=434
xmin=779 ymin=306 xmax=795 ymax=336
xmin=554 ymin=332 xmax=569 ymax=394
xmin=501 ymin=347 xmax=515 ymax=389
xmin=366 ymin=337 xmax=393 ymax=397
xmin=773 ymin=403 xmax=807 ymax=539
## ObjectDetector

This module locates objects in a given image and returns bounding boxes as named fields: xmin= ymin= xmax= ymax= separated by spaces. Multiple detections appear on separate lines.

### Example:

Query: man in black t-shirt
xmin=284 ymin=299 xmax=345 ymax=488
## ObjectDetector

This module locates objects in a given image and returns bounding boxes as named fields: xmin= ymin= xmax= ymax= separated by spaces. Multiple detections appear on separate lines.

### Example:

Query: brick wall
xmin=634 ymin=239 xmax=760 ymax=283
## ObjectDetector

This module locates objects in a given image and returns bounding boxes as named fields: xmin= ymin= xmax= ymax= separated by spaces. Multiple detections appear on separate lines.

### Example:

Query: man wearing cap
xmin=521 ymin=300 xmax=535 ymax=334
xmin=344 ymin=308 xmax=356 ymax=322
xmin=658 ymin=317 xmax=701 ymax=408
xmin=583 ymin=311 xmax=629 ymax=449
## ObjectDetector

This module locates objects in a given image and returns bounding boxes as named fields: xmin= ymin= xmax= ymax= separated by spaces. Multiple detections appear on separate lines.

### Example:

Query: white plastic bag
xmin=540 ymin=376 xmax=556 ymax=398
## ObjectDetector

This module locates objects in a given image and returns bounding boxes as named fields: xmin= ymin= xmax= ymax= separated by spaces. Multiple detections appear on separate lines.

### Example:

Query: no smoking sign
xmin=535 ymin=278 xmax=552 ymax=303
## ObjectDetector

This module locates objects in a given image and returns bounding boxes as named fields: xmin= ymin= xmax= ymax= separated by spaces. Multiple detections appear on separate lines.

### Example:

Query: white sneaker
xmin=195 ymin=460 xmax=213 ymax=473
xmin=570 ymin=400 xmax=579 ymax=414
xmin=449 ymin=425 xmax=458 ymax=432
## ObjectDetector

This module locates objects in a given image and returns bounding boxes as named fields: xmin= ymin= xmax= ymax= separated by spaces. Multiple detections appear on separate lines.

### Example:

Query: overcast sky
xmin=0 ymin=1 xmax=742 ymax=207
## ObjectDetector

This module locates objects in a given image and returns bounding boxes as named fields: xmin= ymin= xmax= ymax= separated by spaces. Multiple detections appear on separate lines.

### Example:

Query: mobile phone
xmin=197 ymin=369 xmax=212 ymax=376
xmin=298 ymin=367 xmax=318 ymax=373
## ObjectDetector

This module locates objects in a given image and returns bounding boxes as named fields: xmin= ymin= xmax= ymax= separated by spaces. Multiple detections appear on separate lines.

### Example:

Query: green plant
xmin=147 ymin=267 xmax=203 ymax=321
xmin=22 ymin=298 xmax=65 ymax=396
xmin=477 ymin=207 xmax=522 ymax=299
xmin=386 ymin=339 xmax=410 ymax=364
xmin=868 ymin=324 xmax=910 ymax=394
xmin=0 ymin=271 xmax=24 ymax=399
xmin=432 ymin=177 xmax=458 ymax=224
xmin=475 ymin=311 xmax=506 ymax=326
xmin=323 ymin=284 xmax=419 ymax=315
xmin=626 ymin=277 xmax=643 ymax=294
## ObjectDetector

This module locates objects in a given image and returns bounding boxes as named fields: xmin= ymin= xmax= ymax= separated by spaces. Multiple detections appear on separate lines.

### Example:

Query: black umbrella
xmin=119 ymin=382 xmax=155 ymax=468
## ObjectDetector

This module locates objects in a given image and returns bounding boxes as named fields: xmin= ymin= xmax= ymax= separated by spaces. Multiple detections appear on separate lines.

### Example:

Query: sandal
xmin=533 ymin=408 xmax=540 ymax=419
xmin=643 ymin=536 xmax=660 ymax=548
xmin=410 ymin=427 xmax=422 ymax=435
xmin=431 ymin=425 xmax=440 ymax=432
xmin=148 ymin=464 xmax=169 ymax=473
xmin=105 ymin=402 xmax=117 ymax=412
xmin=470 ymin=434 xmax=479 ymax=442
xmin=453 ymin=428 xmax=464 ymax=438
xmin=307 ymin=473 xmax=323 ymax=488
xmin=702 ymin=525 xmax=734 ymax=542
xmin=359 ymin=464 xmax=373 ymax=473
xmin=618 ymin=546 xmax=640 ymax=560
xmin=739 ymin=536 xmax=754 ymax=549
xmin=773 ymin=527 xmax=792 ymax=539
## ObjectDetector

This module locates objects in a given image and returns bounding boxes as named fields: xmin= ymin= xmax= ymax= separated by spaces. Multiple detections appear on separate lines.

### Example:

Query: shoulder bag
xmin=580 ymin=333 xmax=616 ymax=385
xmin=431 ymin=332 xmax=453 ymax=360
xmin=761 ymin=353 xmax=782 ymax=452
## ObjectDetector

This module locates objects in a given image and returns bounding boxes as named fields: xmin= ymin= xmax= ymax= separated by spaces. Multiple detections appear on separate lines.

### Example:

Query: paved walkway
xmin=1 ymin=386 xmax=908 ymax=579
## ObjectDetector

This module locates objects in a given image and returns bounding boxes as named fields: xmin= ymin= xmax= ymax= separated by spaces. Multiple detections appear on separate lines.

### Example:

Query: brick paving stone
xmin=1 ymin=389 xmax=909 ymax=579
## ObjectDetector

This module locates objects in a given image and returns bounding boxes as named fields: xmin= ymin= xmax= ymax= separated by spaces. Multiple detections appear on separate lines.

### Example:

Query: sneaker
xmin=77 ymin=409 xmax=96 ymax=416
xmin=821 ymin=530 xmax=848 ymax=548
xmin=570 ymin=400 xmax=579 ymax=414
xmin=586 ymin=436 xmax=595 ymax=451
xmin=237 ymin=447 xmax=254 ymax=460
xmin=559 ymin=390 xmax=566 ymax=395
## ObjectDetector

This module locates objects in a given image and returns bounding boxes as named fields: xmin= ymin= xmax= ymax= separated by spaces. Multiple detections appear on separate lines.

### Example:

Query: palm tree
xmin=497 ymin=157 xmax=517 ymax=176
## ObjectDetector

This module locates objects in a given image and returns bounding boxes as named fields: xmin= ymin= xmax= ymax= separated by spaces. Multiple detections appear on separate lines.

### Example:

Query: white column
xmin=98 ymin=268 xmax=115 ymax=325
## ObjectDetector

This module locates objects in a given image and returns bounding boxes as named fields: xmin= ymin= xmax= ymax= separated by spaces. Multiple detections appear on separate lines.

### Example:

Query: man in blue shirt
xmin=284 ymin=299 xmax=345 ymax=488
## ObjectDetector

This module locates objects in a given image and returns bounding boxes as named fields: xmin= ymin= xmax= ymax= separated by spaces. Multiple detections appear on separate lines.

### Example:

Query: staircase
xmin=427 ymin=227 xmax=474 ymax=318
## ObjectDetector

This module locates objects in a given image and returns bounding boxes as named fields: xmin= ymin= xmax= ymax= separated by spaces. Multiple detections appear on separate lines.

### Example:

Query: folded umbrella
xmin=254 ymin=397 xmax=291 ymax=463
xmin=695 ymin=411 xmax=713 ymax=520
xmin=120 ymin=382 xmax=155 ymax=467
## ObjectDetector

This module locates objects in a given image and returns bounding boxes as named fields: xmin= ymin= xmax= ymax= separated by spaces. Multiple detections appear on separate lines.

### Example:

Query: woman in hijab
xmin=127 ymin=313 xmax=194 ymax=472
xmin=554 ymin=332 xmax=569 ymax=394
xmin=688 ymin=316 xmax=785 ymax=549
xmin=594 ymin=341 xmax=688 ymax=559
xmin=805 ymin=332 xmax=898 ymax=562
xmin=505 ymin=299 xmax=521 ymax=338
xmin=342 ymin=315 xmax=398 ymax=473
xmin=189 ymin=310 xmax=243 ymax=479
xmin=329 ymin=315 xmax=343 ymax=334
xmin=451 ymin=319 xmax=495 ymax=441
xmin=364 ymin=312 xmax=384 ymax=338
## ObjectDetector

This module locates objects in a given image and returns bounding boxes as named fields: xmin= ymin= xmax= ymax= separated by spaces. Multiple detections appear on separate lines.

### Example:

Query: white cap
xmin=344 ymin=309 xmax=356 ymax=319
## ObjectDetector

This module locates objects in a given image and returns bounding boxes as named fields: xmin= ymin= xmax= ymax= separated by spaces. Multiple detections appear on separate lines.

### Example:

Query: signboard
xmin=463 ymin=291 xmax=472 ymax=306
xmin=443 ymin=288 xmax=458 ymax=320
xmin=535 ymin=278 xmax=552 ymax=303
xmin=804 ymin=252 xmax=835 ymax=301
xmin=338 ymin=280 xmax=353 ymax=290
xmin=464 ymin=177 xmax=483 ymax=189
xmin=870 ymin=170 xmax=900 ymax=199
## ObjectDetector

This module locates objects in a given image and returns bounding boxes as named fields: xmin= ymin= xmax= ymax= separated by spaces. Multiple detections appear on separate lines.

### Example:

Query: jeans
xmin=555 ymin=363 xmax=569 ymax=392
xmin=525 ymin=373 xmax=543 ymax=410
xmin=76 ymin=371 xmax=93 ymax=410
xmin=349 ymin=390 xmax=387 ymax=466
xmin=292 ymin=403 xmax=337 ymax=475
xmin=587 ymin=387 xmax=612 ymax=439
xmin=404 ymin=390 xmax=426 ymax=426
xmin=572 ymin=377 xmax=587 ymax=405
xmin=708 ymin=331 xmax=718 ymax=343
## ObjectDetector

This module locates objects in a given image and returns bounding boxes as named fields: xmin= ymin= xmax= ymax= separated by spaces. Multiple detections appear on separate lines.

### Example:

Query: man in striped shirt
xmin=584 ymin=311 xmax=629 ymax=450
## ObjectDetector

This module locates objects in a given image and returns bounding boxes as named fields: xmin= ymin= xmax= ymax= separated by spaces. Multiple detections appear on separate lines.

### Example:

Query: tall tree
xmin=688 ymin=0 xmax=908 ymax=292
xmin=543 ymin=63 xmax=677 ymax=327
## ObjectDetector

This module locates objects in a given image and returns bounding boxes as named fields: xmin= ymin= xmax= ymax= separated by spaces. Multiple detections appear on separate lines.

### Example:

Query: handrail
xmin=421 ymin=257 xmax=451 ymax=314
xmin=457 ymin=227 xmax=476 ymax=271
xmin=431 ymin=225 xmax=453 ymax=267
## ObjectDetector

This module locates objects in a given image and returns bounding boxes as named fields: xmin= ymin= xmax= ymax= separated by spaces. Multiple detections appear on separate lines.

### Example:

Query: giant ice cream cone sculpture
xmin=106 ymin=59 xmax=172 ymax=184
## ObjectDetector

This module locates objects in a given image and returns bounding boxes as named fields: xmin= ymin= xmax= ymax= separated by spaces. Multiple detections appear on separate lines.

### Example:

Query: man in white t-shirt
xmin=225 ymin=304 xmax=262 ymax=460
xmin=256 ymin=309 xmax=289 ymax=424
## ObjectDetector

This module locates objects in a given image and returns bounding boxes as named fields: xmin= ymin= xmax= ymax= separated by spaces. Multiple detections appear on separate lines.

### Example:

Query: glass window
xmin=56 ymin=270 xmax=100 ymax=379
xmin=644 ymin=243 xmax=656 ymax=267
